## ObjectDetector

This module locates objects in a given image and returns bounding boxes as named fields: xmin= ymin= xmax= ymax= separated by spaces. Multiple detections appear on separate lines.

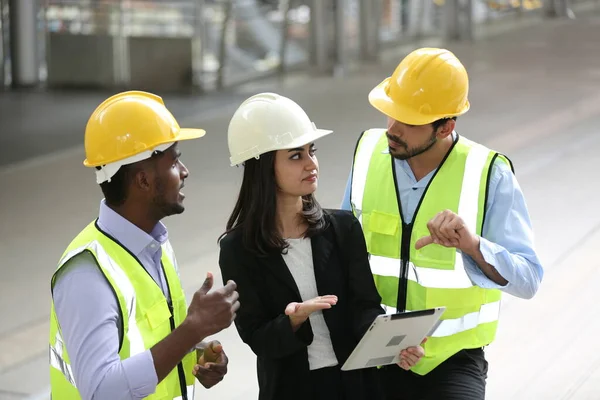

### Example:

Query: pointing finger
xmin=415 ymin=235 xmax=434 ymax=250
xmin=429 ymin=213 xmax=448 ymax=245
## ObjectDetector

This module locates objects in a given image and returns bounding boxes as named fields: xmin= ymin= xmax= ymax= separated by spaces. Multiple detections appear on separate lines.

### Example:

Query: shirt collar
xmin=383 ymin=131 xmax=459 ymax=184
xmin=97 ymin=199 xmax=168 ymax=257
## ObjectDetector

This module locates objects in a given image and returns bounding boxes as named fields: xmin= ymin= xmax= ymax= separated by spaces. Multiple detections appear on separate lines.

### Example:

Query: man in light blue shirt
xmin=341 ymin=48 xmax=544 ymax=400
xmin=341 ymin=130 xmax=543 ymax=300
xmin=51 ymin=91 xmax=240 ymax=399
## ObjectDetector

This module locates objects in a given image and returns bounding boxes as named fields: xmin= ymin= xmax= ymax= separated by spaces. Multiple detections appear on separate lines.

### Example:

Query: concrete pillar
xmin=0 ymin=0 xmax=6 ymax=88
xmin=552 ymin=0 xmax=571 ymax=18
xmin=443 ymin=0 xmax=473 ymax=41
xmin=8 ymin=0 xmax=39 ymax=87
xmin=309 ymin=0 xmax=329 ymax=72
xmin=443 ymin=0 xmax=460 ymax=40
xmin=334 ymin=0 xmax=347 ymax=77
xmin=359 ymin=0 xmax=379 ymax=61
xmin=193 ymin=0 xmax=206 ymax=90
xmin=407 ymin=0 xmax=435 ymax=38
xmin=464 ymin=0 xmax=474 ymax=42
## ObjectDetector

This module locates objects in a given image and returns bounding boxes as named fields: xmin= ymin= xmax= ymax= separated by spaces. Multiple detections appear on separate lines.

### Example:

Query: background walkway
xmin=0 ymin=12 xmax=599 ymax=400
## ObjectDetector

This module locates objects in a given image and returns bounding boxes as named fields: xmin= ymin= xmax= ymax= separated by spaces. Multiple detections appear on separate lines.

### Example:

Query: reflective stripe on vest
xmin=380 ymin=300 xmax=501 ymax=337
xmin=49 ymin=330 xmax=76 ymax=387
xmin=58 ymin=240 xmax=147 ymax=354
xmin=49 ymin=222 xmax=195 ymax=399
xmin=350 ymin=129 xmax=507 ymax=374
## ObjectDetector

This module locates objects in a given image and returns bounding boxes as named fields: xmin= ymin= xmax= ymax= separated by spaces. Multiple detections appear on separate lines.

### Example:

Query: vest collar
xmin=98 ymin=200 xmax=168 ymax=257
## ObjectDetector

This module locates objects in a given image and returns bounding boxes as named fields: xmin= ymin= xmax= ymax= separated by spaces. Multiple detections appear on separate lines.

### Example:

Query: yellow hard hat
xmin=369 ymin=48 xmax=470 ymax=125
xmin=83 ymin=90 xmax=205 ymax=184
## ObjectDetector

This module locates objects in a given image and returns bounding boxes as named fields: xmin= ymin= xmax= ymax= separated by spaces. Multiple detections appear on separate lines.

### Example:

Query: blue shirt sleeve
xmin=461 ymin=159 xmax=544 ymax=299
xmin=53 ymin=252 xmax=159 ymax=399
xmin=340 ymin=170 xmax=352 ymax=211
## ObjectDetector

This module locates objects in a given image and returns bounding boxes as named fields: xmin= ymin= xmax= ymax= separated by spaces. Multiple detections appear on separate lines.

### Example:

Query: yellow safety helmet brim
xmin=82 ymin=90 xmax=208 ymax=169
xmin=88 ymin=129 xmax=206 ymax=184
xmin=83 ymin=128 xmax=206 ymax=168
xmin=368 ymin=77 xmax=470 ymax=126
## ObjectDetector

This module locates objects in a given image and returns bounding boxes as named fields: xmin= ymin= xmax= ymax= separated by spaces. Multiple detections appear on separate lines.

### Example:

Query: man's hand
xmin=285 ymin=295 xmax=338 ymax=331
xmin=185 ymin=272 xmax=240 ymax=342
xmin=397 ymin=337 xmax=427 ymax=370
xmin=193 ymin=340 xmax=228 ymax=389
xmin=415 ymin=210 xmax=479 ymax=256
xmin=415 ymin=210 xmax=509 ymax=286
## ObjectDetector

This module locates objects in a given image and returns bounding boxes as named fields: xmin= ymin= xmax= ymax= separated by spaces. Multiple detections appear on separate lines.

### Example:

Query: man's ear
xmin=436 ymin=119 xmax=456 ymax=139
xmin=133 ymin=167 xmax=153 ymax=193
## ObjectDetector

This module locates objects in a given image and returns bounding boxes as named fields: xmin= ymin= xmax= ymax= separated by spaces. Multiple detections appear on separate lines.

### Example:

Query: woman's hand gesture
xmin=285 ymin=295 xmax=338 ymax=330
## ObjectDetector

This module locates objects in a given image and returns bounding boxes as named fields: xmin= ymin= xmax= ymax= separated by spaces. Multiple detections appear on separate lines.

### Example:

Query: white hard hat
xmin=227 ymin=92 xmax=333 ymax=166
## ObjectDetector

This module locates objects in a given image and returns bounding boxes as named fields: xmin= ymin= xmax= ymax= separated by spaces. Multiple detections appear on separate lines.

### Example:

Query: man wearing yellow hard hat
xmin=49 ymin=91 xmax=240 ymax=399
xmin=340 ymin=48 xmax=544 ymax=398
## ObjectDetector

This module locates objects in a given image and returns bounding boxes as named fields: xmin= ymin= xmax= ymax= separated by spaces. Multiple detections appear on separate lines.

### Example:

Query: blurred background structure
xmin=0 ymin=0 xmax=588 ymax=92
xmin=1 ymin=0 xmax=600 ymax=399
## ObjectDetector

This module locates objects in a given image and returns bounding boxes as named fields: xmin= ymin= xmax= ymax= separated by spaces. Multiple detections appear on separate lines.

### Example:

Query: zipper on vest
xmin=161 ymin=260 xmax=188 ymax=400
xmin=390 ymin=134 xmax=460 ymax=313
xmin=397 ymin=222 xmax=413 ymax=312
xmin=167 ymin=300 xmax=189 ymax=400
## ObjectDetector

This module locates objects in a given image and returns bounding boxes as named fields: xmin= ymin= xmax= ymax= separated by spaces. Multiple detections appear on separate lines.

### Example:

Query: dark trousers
xmin=379 ymin=348 xmax=489 ymax=400
xmin=310 ymin=366 xmax=345 ymax=400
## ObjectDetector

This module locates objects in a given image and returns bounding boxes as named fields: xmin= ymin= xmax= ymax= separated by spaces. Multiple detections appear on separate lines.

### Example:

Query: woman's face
xmin=274 ymin=143 xmax=319 ymax=197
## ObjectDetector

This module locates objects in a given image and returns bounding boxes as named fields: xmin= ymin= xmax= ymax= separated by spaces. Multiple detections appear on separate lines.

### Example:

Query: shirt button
xmin=150 ymin=244 xmax=156 ymax=248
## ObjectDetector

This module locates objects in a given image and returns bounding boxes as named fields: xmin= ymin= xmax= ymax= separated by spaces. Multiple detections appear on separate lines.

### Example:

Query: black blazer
xmin=218 ymin=209 xmax=386 ymax=400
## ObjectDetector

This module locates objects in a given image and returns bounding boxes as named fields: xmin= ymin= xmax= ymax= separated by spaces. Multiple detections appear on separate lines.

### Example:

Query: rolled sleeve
xmin=462 ymin=160 xmax=544 ymax=299
xmin=461 ymin=239 xmax=515 ymax=290
xmin=120 ymin=351 xmax=158 ymax=398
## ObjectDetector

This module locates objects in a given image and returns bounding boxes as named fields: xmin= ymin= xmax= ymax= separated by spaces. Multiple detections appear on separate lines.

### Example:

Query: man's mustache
xmin=386 ymin=133 xmax=406 ymax=147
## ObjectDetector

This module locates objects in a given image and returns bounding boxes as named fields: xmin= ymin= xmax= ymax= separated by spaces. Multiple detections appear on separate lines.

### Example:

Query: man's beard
xmin=152 ymin=178 xmax=185 ymax=219
xmin=387 ymin=130 xmax=437 ymax=160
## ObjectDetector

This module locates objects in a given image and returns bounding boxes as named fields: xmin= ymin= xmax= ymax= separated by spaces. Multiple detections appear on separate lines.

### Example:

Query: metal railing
xmin=377 ymin=0 xmax=444 ymax=45
xmin=2 ymin=0 xmax=598 ymax=90
xmin=39 ymin=0 xmax=310 ymax=91
xmin=206 ymin=0 xmax=310 ymax=88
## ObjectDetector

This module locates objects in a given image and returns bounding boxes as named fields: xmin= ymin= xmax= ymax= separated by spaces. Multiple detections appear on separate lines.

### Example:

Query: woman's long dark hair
xmin=218 ymin=150 xmax=328 ymax=256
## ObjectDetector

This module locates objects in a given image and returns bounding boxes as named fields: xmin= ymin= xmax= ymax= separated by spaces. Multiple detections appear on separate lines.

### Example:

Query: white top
xmin=282 ymin=237 xmax=339 ymax=370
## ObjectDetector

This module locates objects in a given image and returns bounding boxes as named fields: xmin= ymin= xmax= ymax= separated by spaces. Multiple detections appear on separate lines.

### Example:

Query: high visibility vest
xmin=49 ymin=221 xmax=196 ymax=399
xmin=350 ymin=129 xmax=512 ymax=375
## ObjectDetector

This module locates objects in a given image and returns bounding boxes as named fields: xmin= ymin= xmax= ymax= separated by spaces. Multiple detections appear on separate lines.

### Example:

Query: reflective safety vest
xmin=49 ymin=221 xmax=196 ymax=399
xmin=350 ymin=129 xmax=512 ymax=375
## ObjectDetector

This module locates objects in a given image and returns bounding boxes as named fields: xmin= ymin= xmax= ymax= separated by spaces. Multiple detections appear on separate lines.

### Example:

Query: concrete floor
xmin=1 ymin=10 xmax=600 ymax=400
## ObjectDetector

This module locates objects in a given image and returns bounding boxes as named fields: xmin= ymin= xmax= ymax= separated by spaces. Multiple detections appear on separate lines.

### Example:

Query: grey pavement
xmin=0 ymin=88 xmax=263 ymax=168
xmin=1 ymin=11 xmax=600 ymax=400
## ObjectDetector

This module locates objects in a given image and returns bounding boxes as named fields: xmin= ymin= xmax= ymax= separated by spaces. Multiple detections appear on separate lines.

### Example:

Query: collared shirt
xmin=340 ymin=133 xmax=544 ymax=299
xmin=52 ymin=200 xmax=170 ymax=399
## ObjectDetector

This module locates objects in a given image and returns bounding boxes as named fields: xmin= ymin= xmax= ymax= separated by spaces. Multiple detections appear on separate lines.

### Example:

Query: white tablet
xmin=341 ymin=307 xmax=446 ymax=371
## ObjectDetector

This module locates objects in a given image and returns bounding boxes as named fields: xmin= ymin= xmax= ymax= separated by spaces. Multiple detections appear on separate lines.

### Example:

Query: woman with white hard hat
xmin=214 ymin=93 xmax=425 ymax=400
